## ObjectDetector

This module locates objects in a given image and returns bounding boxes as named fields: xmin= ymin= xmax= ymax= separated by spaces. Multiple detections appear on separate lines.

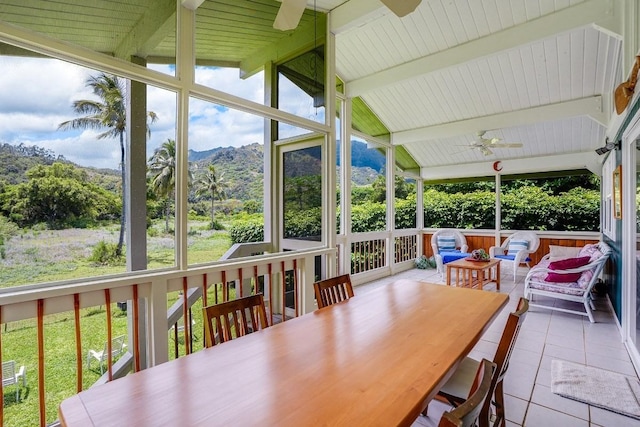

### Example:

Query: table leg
xmin=446 ymin=265 xmax=452 ymax=286
xmin=478 ymin=267 xmax=484 ymax=290
xmin=496 ymin=262 xmax=501 ymax=291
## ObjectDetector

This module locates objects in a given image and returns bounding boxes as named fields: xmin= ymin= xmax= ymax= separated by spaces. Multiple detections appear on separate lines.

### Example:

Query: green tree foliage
xmin=284 ymin=207 xmax=322 ymax=239
xmin=148 ymin=139 xmax=178 ymax=232
xmin=395 ymin=194 xmax=417 ymax=229
xmin=351 ymin=185 xmax=374 ymax=204
xmin=0 ymin=163 xmax=119 ymax=228
xmin=58 ymin=73 xmax=158 ymax=255
xmin=423 ymin=189 xmax=496 ymax=229
xmin=351 ymin=202 xmax=386 ymax=232
xmin=229 ymin=214 xmax=264 ymax=244
xmin=195 ymin=164 xmax=229 ymax=229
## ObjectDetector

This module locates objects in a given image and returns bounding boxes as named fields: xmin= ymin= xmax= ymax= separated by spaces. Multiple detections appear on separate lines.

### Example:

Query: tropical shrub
xmin=229 ymin=214 xmax=264 ymax=244
xmin=89 ymin=240 xmax=124 ymax=265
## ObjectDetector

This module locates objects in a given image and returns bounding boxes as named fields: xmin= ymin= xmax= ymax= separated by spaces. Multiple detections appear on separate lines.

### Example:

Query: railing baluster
xmin=253 ymin=266 xmax=258 ymax=296
xmin=181 ymin=277 xmax=191 ymax=355
xmin=133 ymin=285 xmax=140 ymax=373
xmin=268 ymin=263 xmax=273 ymax=325
xmin=281 ymin=261 xmax=286 ymax=322
xmin=105 ymin=289 xmax=113 ymax=381
xmin=202 ymin=274 xmax=208 ymax=307
xmin=222 ymin=270 xmax=228 ymax=302
xmin=73 ymin=294 xmax=82 ymax=392
xmin=37 ymin=299 xmax=45 ymax=427
xmin=293 ymin=259 xmax=299 ymax=318
xmin=238 ymin=268 xmax=243 ymax=298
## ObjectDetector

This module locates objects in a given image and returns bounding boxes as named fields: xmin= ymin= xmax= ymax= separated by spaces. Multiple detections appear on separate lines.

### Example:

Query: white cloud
xmin=0 ymin=58 xmax=326 ymax=169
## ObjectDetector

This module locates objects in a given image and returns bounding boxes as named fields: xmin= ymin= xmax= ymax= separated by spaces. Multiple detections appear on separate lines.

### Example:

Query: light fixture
xmin=595 ymin=138 xmax=618 ymax=155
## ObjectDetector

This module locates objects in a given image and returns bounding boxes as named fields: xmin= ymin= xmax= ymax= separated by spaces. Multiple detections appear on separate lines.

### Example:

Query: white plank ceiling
xmin=320 ymin=0 xmax=624 ymax=179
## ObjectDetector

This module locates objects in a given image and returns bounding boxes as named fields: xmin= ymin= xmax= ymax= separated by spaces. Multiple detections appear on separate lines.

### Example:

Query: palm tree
xmin=148 ymin=139 xmax=176 ymax=232
xmin=195 ymin=165 xmax=228 ymax=229
xmin=58 ymin=73 xmax=157 ymax=256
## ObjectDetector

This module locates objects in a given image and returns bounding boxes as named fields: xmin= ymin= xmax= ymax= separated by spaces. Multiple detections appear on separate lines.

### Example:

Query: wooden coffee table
xmin=446 ymin=257 xmax=501 ymax=290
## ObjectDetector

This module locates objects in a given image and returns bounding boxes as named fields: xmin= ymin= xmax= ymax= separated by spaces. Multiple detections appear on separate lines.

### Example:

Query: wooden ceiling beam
xmin=394 ymin=96 xmax=606 ymax=145
xmin=114 ymin=0 xmax=176 ymax=61
xmin=421 ymin=152 xmax=602 ymax=181
xmin=329 ymin=0 xmax=388 ymax=35
xmin=345 ymin=0 xmax=616 ymax=98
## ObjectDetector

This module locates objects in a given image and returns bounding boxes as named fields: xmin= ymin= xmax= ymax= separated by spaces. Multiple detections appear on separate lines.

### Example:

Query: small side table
xmin=446 ymin=258 xmax=501 ymax=291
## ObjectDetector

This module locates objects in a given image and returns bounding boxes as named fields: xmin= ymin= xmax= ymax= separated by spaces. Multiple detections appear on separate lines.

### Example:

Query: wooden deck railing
xmin=0 ymin=247 xmax=334 ymax=427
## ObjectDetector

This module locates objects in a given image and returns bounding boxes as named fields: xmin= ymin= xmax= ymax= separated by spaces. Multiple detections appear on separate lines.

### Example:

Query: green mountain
xmin=190 ymin=143 xmax=264 ymax=201
xmin=0 ymin=140 xmax=383 ymax=203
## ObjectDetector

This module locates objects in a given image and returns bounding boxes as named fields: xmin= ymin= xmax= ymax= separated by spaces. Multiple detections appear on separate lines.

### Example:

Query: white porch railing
xmin=0 ymin=247 xmax=334 ymax=427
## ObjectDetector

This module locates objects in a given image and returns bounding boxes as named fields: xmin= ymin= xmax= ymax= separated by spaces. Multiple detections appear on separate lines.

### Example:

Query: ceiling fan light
xmin=273 ymin=0 xmax=307 ymax=31
xmin=380 ymin=0 xmax=422 ymax=17
xmin=480 ymin=146 xmax=492 ymax=156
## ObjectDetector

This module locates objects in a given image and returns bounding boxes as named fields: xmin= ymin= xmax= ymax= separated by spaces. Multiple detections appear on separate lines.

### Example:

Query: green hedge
xmin=227 ymin=186 xmax=599 ymax=242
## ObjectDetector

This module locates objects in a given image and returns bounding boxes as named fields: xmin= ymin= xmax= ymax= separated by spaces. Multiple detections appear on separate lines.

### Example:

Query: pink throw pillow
xmin=548 ymin=256 xmax=591 ymax=270
xmin=545 ymin=256 xmax=591 ymax=283
xmin=546 ymin=272 xmax=581 ymax=283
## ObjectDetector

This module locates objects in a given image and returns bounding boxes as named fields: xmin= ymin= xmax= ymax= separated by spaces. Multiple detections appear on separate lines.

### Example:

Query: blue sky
xmin=0 ymin=56 xmax=321 ymax=169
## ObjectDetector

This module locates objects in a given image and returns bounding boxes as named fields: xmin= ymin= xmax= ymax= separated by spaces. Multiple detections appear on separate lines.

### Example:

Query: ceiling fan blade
xmin=380 ymin=0 xmax=422 ymax=17
xmin=480 ymin=146 xmax=493 ymax=156
xmin=491 ymin=143 xmax=523 ymax=148
xmin=273 ymin=0 xmax=306 ymax=31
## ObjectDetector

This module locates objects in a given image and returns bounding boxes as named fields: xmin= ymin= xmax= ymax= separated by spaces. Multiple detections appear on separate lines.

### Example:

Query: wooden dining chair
xmin=436 ymin=297 xmax=529 ymax=427
xmin=438 ymin=359 xmax=497 ymax=427
xmin=202 ymin=294 xmax=269 ymax=348
xmin=313 ymin=274 xmax=354 ymax=309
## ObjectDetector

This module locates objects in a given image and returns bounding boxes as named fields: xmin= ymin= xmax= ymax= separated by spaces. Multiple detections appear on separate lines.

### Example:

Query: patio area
xmin=358 ymin=267 xmax=639 ymax=427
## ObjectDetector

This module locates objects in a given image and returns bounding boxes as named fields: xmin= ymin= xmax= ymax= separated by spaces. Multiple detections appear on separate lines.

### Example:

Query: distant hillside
xmin=190 ymin=143 xmax=264 ymax=201
xmin=0 ymin=140 xmax=383 ymax=202
xmin=188 ymin=140 xmax=385 ymax=198
xmin=0 ymin=143 xmax=63 ymax=184
xmin=337 ymin=140 xmax=386 ymax=173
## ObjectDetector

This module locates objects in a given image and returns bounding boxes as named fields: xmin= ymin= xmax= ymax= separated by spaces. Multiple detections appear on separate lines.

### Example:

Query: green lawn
xmin=0 ymin=220 xmax=236 ymax=425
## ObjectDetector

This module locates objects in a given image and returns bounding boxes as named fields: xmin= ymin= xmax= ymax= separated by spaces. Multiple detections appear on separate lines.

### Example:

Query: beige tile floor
xmin=357 ymin=267 xmax=640 ymax=427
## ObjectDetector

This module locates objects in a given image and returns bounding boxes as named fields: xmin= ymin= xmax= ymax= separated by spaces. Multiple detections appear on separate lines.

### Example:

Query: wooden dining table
xmin=59 ymin=280 xmax=508 ymax=427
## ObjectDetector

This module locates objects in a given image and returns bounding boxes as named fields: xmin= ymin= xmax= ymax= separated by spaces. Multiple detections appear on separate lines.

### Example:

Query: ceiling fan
xmin=273 ymin=0 xmax=422 ymax=31
xmin=465 ymin=131 xmax=523 ymax=156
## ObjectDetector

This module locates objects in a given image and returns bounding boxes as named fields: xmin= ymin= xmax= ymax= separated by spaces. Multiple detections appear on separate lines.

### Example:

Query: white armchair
xmin=431 ymin=229 xmax=469 ymax=276
xmin=2 ymin=360 xmax=26 ymax=402
xmin=87 ymin=335 xmax=127 ymax=374
xmin=490 ymin=231 xmax=540 ymax=281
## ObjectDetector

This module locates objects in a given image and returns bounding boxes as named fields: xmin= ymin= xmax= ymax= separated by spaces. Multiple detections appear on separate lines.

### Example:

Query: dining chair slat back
xmin=437 ymin=297 xmax=529 ymax=427
xmin=313 ymin=274 xmax=354 ymax=309
xmin=438 ymin=359 xmax=496 ymax=427
xmin=202 ymin=294 xmax=269 ymax=348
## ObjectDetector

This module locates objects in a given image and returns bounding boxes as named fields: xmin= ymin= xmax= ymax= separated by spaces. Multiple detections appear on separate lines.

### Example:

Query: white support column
xmin=325 ymin=25 xmax=337 ymax=278
xmin=387 ymin=145 xmax=395 ymax=269
xmin=126 ymin=56 xmax=150 ymax=369
xmin=264 ymin=61 xmax=279 ymax=251
xmin=300 ymin=256 xmax=316 ymax=314
xmin=339 ymin=100 xmax=352 ymax=277
xmin=416 ymin=178 xmax=424 ymax=255
xmin=175 ymin=3 xmax=194 ymax=270
xmin=147 ymin=279 xmax=169 ymax=367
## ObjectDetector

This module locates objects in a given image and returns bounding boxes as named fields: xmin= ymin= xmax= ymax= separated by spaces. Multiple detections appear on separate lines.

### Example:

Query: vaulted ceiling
xmin=323 ymin=0 xmax=625 ymax=180
xmin=0 ymin=0 xmax=630 ymax=180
